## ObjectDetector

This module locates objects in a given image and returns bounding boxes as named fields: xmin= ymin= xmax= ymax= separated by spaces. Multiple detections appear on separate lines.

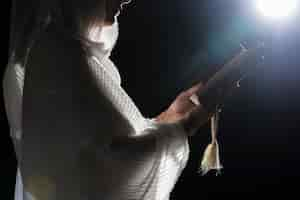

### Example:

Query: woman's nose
xmin=121 ymin=0 xmax=132 ymax=3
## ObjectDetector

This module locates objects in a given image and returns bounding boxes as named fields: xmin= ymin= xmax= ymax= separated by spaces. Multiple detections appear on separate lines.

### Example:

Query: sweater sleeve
xmin=109 ymin=118 xmax=188 ymax=160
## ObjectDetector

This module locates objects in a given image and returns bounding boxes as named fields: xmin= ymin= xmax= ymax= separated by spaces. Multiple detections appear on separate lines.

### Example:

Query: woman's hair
xmin=9 ymin=0 xmax=50 ymax=67
xmin=8 ymin=0 xmax=107 ymax=68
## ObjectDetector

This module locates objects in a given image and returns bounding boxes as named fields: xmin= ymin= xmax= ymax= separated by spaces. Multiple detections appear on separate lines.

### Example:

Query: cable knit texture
xmin=3 ymin=25 xmax=190 ymax=200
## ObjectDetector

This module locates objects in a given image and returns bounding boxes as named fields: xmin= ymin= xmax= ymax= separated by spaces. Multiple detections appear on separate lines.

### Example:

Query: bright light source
xmin=257 ymin=0 xmax=298 ymax=20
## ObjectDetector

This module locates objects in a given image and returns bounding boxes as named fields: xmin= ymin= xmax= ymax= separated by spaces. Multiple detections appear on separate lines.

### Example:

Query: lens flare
xmin=257 ymin=0 xmax=298 ymax=19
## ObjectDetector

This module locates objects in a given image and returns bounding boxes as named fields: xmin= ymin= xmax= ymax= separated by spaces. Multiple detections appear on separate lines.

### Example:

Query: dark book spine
xmin=197 ymin=44 xmax=265 ymax=113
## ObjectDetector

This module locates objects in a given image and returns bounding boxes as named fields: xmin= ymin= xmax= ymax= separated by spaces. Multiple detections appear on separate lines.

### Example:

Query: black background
xmin=2 ymin=0 xmax=300 ymax=199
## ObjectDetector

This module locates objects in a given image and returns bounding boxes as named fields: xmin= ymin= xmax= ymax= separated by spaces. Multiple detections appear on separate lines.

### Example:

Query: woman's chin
xmin=104 ymin=21 xmax=114 ymax=26
xmin=104 ymin=15 xmax=118 ymax=26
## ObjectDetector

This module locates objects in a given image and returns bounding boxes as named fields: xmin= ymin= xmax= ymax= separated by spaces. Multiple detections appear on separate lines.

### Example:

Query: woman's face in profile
xmin=104 ymin=0 xmax=132 ymax=24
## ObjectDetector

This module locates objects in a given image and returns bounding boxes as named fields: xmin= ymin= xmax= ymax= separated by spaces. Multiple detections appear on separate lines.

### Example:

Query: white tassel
xmin=199 ymin=111 xmax=223 ymax=175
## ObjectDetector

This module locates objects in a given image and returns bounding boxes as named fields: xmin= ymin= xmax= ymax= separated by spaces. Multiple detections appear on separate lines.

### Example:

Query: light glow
xmin=257 ymin=0 xmax=298 ymax=20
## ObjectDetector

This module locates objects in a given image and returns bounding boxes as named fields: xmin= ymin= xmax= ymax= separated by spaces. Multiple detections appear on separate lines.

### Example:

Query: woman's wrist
xmin=154 ymin=111 xmax=167 ymax=123
xmin=155 ymin=110 xmax=181 ymax=124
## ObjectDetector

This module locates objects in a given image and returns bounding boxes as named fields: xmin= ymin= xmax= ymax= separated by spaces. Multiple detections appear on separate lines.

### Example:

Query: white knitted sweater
xmin=3 ymin=25 xmax=190 ymax=200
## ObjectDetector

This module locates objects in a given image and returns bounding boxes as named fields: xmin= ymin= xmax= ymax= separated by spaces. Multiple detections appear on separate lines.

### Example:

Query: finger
xmin=185 ymin=82 xmax=204 ymax=96
xmin=189 ymin=94 xmax=200 ymax=106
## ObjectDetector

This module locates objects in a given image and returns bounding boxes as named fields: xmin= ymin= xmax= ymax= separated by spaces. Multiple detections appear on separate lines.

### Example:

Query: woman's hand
xmin=155 ymin=82 xmax=212 ymax=136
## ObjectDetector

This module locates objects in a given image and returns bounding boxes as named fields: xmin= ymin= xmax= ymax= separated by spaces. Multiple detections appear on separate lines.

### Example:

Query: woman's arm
xmin=20 ymin=25 xmax=215 ymax=199
xmin=22 ymin=26 xmax=190 ymax=165
xmin=20 ymin=28 xmax=195 ymax=199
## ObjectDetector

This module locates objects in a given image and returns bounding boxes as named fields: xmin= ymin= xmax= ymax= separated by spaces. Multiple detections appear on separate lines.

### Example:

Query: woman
xmin=3 ymin=0 xmax=220 ymax=199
